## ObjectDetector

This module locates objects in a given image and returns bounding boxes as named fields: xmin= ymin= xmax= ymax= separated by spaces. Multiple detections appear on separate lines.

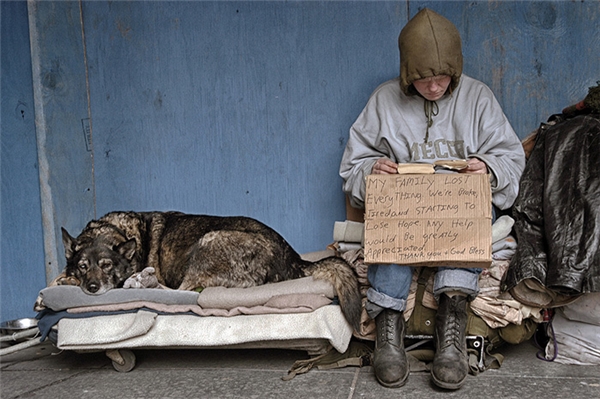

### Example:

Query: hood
xmin=398 ymin=8 xmax=463 ymax=96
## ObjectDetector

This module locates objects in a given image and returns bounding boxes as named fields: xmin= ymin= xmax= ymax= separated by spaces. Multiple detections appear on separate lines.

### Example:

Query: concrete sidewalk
xmin=2 ymin=337 xmax=599 ymax=399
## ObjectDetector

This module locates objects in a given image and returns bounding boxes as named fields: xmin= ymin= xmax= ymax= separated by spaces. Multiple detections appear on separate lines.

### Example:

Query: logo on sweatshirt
xmin=409 ymin=139 xmax=465 ymax=161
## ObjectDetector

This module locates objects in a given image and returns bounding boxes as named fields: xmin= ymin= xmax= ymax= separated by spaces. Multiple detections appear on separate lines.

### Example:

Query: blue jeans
xmin=365 ymin=206 xmax=498 ymax=318
xmin=365 ymin=265 xmax=481 ymax=317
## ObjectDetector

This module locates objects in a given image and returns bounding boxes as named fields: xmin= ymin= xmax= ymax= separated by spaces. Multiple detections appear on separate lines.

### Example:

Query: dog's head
xmin=61 ymin=227 xmax=137 ymax=295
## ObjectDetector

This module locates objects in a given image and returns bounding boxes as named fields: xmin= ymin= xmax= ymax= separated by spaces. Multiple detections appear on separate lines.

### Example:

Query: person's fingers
xmin=372 ymin=159 xmax=398 ymax=174
xmin=460 ymin=158 xmax=487 ymax=174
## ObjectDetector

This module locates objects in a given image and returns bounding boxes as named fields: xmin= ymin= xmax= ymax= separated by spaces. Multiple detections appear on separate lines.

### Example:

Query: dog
xmin=61 ymin=211 xmax=362 ymax=330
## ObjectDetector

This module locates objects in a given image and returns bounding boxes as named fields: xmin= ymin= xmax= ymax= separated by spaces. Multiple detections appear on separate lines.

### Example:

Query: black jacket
xmin=503 ymin=114 xmax=600 ymax=297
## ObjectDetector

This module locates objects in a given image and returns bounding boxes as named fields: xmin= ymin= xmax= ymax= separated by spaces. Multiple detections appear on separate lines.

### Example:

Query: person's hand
xmin=459 ymin=158 xmax=488 ymax=174
xmin=371 ymin=158 xmax=399 ymax=174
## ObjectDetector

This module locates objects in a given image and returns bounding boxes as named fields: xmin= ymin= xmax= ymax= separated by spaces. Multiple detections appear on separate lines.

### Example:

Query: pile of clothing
xmin=502 ymin=82 xmax=600 ymax=365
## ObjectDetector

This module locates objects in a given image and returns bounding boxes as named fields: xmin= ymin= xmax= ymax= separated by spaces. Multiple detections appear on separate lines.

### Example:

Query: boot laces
xmin=380 ymin=313 xmax=397 ymax=342
xmin=442 ymin=312 xmax=462 ymax=348
xmin=438 ymin=299 xmax=467 ymax=353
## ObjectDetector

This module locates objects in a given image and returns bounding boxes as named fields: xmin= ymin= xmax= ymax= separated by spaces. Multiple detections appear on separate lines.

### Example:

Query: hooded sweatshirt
xmin=339 ymin=8 xmax=525 ymax=210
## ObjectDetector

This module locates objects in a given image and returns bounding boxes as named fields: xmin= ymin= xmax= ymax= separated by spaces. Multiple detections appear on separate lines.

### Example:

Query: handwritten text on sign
xmin=363 ymin=174 xmax=492 ymax=267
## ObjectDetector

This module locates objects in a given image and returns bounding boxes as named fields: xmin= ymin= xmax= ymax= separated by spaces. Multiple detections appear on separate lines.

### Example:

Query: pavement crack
xmin=9 ymin=369 xmax=96 ymax=399
xmin=346 ymin=368 xmax=360 ymax=399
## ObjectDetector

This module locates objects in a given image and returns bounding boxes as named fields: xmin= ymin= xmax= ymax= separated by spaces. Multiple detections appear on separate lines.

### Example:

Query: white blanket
xmin=57 ymin=306 xmax=352 ymax=354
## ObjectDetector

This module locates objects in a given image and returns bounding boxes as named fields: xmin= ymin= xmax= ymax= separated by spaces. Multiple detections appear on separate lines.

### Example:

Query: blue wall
xmin=2 ymin=0 xmax=600 ymax=322
xmin=1 ymin=0 xmax=46 ymax=323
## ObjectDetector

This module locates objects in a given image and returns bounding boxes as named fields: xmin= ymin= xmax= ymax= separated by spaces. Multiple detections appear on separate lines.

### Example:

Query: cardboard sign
xmin=363 ymin=174 xmax=492 ymax=267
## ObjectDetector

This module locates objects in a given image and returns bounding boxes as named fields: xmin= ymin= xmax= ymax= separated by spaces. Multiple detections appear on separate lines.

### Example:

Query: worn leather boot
xmin=373 ymin=308 xmax=409 ymax=387
xmin=431 ymin=294 xmax=469 ymax=390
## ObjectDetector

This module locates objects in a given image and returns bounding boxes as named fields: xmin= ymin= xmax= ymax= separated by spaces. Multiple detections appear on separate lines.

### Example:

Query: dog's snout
xmin=87 ymin=282 xmax=100 ymax=293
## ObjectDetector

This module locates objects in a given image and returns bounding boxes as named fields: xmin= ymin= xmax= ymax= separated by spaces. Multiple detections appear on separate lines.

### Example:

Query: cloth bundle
xmin=545 ymin=293 xmax=600 ymax=365
xmin=332 ymin=220 xmax=364 ymax=253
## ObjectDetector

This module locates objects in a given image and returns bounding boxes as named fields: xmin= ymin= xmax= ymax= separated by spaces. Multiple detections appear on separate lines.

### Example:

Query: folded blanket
xmin=197 ymin=276 xmax=335 ymax=309
xmin=39 ymin=285 xmax=199 ymax=311
xmin=333 ymin=220 xmax=364 ymax=243
xmin=492 ymin=235 xmax=517 ymax=260
xmin=36 ymin=308 xmax=151 ymax=341
xmin=67 ymin=293 xmax=332 ymax=317
xmin=59 ymin=310 xmax=158 ymax=345
xmin=57 ymin=306 xmax=353 ymax=353
xmin=38 ymin=276 xmax=335 ymax=313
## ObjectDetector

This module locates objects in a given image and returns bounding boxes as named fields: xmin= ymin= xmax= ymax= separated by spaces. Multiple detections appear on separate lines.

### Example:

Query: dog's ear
xmin=117 ymin=239 xmax=137 ymax=261
xmin=61 ymin=227 xmax=76 ymax=261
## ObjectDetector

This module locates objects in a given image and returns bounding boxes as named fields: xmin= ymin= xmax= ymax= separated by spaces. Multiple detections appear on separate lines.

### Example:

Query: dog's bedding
xmin=56 ymin=306 xmax=351 ymax=353
xmin=38 ymin=285 xmax=199 ymax=310
xmin=65 ymin=294 xmax=332 ymax=316
xmin=38 ymin=276 xmax=335 ymax=317
xmin=37 ymin=276 xmax=353 ymax=354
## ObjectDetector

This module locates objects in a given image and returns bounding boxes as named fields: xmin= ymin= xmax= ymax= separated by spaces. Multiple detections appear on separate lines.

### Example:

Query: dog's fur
xmin=61 ymin=211 xmax=362 ymax=330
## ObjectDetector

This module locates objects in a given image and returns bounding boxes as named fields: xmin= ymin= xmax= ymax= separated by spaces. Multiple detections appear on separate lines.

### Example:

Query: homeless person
xmin=339 ymin=8 xmax=525 ymax=390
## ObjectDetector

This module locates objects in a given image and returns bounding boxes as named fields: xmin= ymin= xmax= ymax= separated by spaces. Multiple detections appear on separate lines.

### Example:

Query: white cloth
xmin=333 ymin=220 xmax=364 ymax=243
xmin=546 ymin=308 xmax=600 ymax=365
xmin=492 ymin=215 xmax=515 ymax=243
xmin=57 ymin=306 xmax=353 ymax=354
xmin=561 ymin=292 xmax=600 ymax=326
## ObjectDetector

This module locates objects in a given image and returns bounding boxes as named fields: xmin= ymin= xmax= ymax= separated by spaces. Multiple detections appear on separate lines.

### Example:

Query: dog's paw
xmin=53 ymin=274 xmax=80 ymax=286
xmin=33 ymin=295 xmax=45 ymax=312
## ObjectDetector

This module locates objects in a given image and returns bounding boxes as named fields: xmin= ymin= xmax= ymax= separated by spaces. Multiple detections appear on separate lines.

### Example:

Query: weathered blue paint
xmin=446 ymin=1 xmax=600 ymax=135
xmin=2 ymin=1 xmax=600 ymax=322
xmin=27 ymin=0 xmax=95 ymax=280
xmin=85 ymin=1 xmax=402 ymax=254
xmin=1 ymin=0 xmax=46 ymax=321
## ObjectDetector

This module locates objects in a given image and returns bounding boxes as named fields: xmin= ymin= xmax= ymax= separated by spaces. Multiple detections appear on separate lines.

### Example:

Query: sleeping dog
xmin=60 ymin=211 xmax=362 ymax=330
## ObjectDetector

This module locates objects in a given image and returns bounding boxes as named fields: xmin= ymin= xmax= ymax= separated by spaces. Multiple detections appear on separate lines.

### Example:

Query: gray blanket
xmin=39 ymin=276 xmax=335 ymax=312
xmin=38 ymin=285 xmax=199 ymax=311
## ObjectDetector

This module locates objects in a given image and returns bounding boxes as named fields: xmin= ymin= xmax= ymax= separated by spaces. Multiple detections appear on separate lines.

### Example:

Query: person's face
xmin=412 ymin=75 xmax=451 ymax=101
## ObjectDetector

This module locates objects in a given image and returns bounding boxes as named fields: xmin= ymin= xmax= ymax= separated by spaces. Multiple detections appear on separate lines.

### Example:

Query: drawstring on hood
xmin=424 ymin=100 xmax=439 ymax=142
xmin=398 ymin=8 xmax=463 ymax=141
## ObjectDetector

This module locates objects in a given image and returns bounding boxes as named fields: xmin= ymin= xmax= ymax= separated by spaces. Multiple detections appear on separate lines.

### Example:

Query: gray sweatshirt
xmin=339 ymin=75 xmax=526 ymax=210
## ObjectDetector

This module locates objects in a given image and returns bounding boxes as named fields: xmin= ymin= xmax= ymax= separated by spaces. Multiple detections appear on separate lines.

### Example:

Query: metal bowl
xmin=0 ymin=318 xmax=38 ymax=335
